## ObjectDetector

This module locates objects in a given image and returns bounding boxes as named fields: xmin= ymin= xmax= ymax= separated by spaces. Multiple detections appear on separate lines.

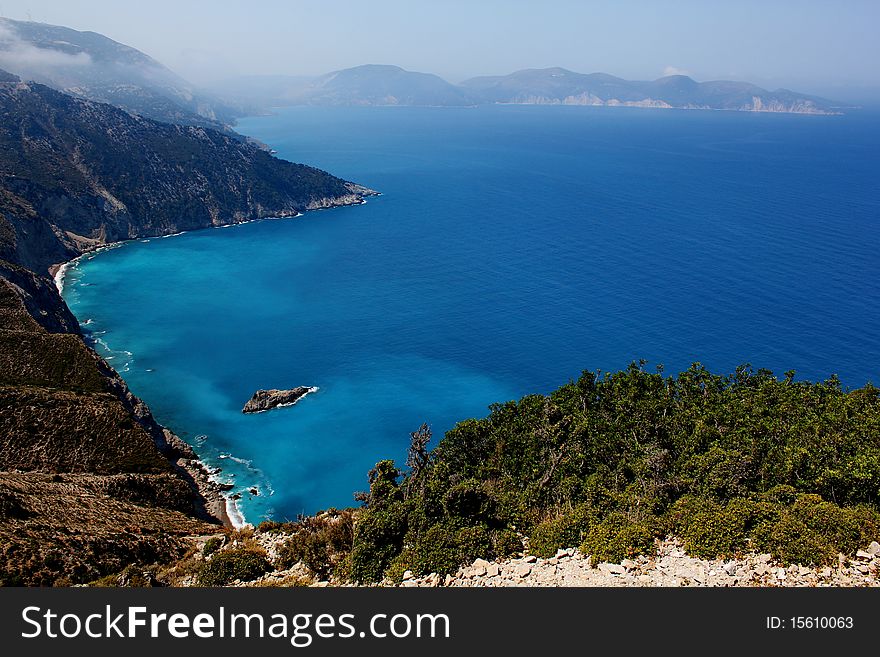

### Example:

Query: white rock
xmin=856 ymin=550 xmax=873 ymax=560
xmin=523 ymin=555 xmax=537 ymax=564
xmin=867 ymin=541 xmax=880 ymax=556
xmin=621 ymin=559 xmax=636 ymax=571
xmin=776 ymin=568 xmax=786 ymax=580
xmin=598 ymin=563 xmax=626 ymax=575
xmin=402 ymin=570 xmax=414 ymax=581
xmin=514 ymin=564 xmax=532 ymax=578
xmin=486 ymin=564 xmax=500 ymax=577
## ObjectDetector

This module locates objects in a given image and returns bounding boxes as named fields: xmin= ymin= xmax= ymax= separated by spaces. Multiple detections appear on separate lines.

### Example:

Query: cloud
xmin=662 ymin=65 xmax=691 ymax=77
xmin=0 ymin=21 xmax=92 ymax=77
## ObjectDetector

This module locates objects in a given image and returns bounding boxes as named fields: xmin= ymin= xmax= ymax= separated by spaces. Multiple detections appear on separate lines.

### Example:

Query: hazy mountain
xmin=291 ymin=64 xmax=474 ymax=107
xmin=0 ymin=17 xmax=238 ymax=128
xmin=461 ymin=68 xmax=841 ymax=114
xmin=210 ymin=63 xmax=841 ymax=115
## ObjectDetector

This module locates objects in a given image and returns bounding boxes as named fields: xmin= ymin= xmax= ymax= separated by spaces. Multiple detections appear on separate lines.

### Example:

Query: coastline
xmin=48 ymin=199 xmax=377 ymax=531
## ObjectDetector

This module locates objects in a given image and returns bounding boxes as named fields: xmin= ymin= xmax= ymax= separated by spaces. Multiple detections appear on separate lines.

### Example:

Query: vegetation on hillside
xmin=276 ymin=362 xmax=880 ymax=582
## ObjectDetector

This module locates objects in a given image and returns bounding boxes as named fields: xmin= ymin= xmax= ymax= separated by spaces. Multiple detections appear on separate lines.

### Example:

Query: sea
xmin=61 ymin=105 xmax=880 ymax=523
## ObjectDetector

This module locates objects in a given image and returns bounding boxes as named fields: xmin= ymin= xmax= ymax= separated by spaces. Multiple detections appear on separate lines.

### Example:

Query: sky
xmin=1 ymin=0 xmax=878 ymax=99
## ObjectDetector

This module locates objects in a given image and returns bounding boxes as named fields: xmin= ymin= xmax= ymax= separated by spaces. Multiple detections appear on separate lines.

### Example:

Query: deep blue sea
xmin=62 ymin=105 xmax=880 ymax=523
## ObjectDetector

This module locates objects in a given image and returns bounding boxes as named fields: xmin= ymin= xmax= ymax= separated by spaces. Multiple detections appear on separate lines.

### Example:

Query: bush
xmin=669 ymin=492 xmax=880 ymax=565
xmin=256 ymin=520 xmax=295 ymax=534
xmin=411 ymin=524 xmax=460 ymax=575
xmin=383 ymin=553 xmax=413 ymax=583
xmin=202 ymin=537 xmax=224 ymax=558
xmin=669 ymin=496 xmax=778 ymax=559
xmin=529 ymin=505 xmax=595 ymax=558
xmin=195 ymin=546 xmax=271 ymax=586
xmin=456 ymin=525 xmax=492 ymax=564
xmin=491 ymin=528 xmax=523 ymax=558
xmin=443 ymin=481 xmax=497 ymax=523
xmin=275 ymin=510 xmax=354 ymax=578
xmin=753 ymin=495 xmax=880 ymax=566
xmin=580 ymin=512 xmax=656 ymax=563
xmin=348 ymin=503 xmax=408 ymax=583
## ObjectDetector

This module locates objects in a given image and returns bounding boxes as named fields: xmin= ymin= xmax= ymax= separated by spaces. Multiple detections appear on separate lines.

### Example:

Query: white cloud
xmin=0 ymin=21 xmax=93 ymax=77
xmin=662 ymin=65 xmax=691 ymax=77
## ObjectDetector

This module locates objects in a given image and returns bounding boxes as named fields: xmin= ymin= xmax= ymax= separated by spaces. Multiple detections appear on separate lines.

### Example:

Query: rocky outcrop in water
xmin=242 ymin=387 xmax=318 ymax=413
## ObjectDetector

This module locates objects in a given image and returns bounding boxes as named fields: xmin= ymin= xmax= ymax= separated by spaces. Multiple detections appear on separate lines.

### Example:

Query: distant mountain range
xmin=0 ymin=19 xmax=844 ymax=117
xmin=214 ymin=64 xmax=844 ymax=115
xmin=0 ymin=17 xmax=237 ymax=129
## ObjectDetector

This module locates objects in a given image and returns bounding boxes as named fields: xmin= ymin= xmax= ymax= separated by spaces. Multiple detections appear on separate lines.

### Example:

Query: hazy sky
xmin=1 ymin=1 xmax=878 ymax=98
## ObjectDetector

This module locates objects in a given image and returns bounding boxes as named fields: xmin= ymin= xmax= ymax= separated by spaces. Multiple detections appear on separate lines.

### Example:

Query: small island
xmin=242 ymin=386 xmax=318 ymax=413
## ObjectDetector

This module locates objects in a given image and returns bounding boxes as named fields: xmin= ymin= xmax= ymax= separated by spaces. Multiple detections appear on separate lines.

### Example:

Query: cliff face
xmin=0 ymin=77 xmax=374 ymax=274
xmin=0 ymin=77 xmax=375 ymax=585
xmin=0 ymin=262 xmax=223 ymax=585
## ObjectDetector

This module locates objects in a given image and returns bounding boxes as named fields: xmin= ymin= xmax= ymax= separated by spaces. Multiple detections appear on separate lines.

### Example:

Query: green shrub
xmin=443 ymin=481 xmax=497 ymax=523
xmin=580 ymin=512 xmax=657 ymax=563
xmin=529 ymin=505 xmax=595 ymax=558
xmin=348 ymin=503 xmax=408 ymax=583
xmin=491 ymin=528 xmax=523 ymax=558
xmin=383 ymin=553 xmax=413 ymax=583
xmin=275 ymin=511 xmax=354 ymax=578
xmin=411 ymin=524 xmax=460 ymax=575
xmin=195 ymin=546 xmax=271 ymax=586
xmin=456 ymin=525 xmax=492 ymax=563
xmin=684 ymin=446 xmax=754 ymax=500
xmin=752 ymin=495 xmax=880 ymax=565
xmin=673 ymin=498 xmax=768 ymax=559
xmin=202 ymin=537 xmax=223 ymax=558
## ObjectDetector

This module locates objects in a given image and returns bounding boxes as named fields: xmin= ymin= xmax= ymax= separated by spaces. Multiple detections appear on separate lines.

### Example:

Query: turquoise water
xmin=63 ymin=105 xmax=880 ymax=522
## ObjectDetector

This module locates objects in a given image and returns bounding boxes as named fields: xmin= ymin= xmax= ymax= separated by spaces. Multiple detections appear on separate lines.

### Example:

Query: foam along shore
xmin=50 ymin=241 xmax=126 ymax=294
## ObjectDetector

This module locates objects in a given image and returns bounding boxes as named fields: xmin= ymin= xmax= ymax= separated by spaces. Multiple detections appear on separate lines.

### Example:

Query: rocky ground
xmin=190 ymin=528 xmax=880 ymax=588
xmin=398 ymin=540 xmax=880 ymax=588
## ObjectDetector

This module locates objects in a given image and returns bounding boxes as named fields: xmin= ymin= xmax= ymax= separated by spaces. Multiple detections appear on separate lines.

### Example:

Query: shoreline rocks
xmin=242 ymin=387 xmax=318 ymax=413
